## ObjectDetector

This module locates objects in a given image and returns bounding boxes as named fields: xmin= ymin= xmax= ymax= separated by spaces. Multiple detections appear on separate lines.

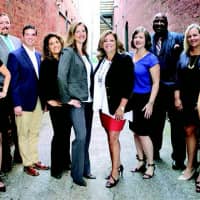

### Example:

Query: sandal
xmin=131 ymin=157 xmax=146 ymax=173
xmin=196 ymin=181 xmax=200 ymax=193
xmin=143 ymin=163 xmax=155 ymax=179
xmin=0 ymin=178 xmax=6 ymax=192
xmin=105 ymin=175 xmax=119 ymax=188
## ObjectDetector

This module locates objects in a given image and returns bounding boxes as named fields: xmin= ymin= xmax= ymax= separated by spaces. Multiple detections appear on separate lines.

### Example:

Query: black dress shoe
xmin=172 ymin=161 xmax=186 ymax=170
xmin=84 ymin=174 xmax=96 ymax=179
xmin=73 ymin=179 xmax=87 ymax=187
xmin=51 ymin=173 xmax=62 ymax=179
xmin=153 ymin=152 xmax=162 ymax=161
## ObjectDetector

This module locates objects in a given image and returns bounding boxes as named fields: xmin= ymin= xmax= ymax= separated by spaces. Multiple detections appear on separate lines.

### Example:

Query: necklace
xmin=188 ymin=55 xmax=199 ymax=69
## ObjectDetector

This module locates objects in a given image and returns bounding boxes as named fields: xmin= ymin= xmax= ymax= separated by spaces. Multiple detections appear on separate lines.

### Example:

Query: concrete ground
xmin=0 ymin=112 xmax=200 ymax=200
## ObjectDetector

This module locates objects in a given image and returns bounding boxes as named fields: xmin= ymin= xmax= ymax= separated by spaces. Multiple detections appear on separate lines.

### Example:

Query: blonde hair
xmin=184 ymin=23 xmax=200 ymax=53
xmin=97 ymin=30 xmax=125 ymax=60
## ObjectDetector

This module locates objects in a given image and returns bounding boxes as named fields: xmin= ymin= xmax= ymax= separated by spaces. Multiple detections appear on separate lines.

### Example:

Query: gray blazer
xmin=0 ymin=34 xmax=21 ymax=64
xmin=57 ymin=47 xmax=89 ymax=103
xmin=0 ymin=34 xmax=21 ymax=86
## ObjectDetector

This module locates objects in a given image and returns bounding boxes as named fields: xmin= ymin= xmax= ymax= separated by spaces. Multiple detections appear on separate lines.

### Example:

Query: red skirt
xmin=99 ymin=112 xmax=126 ymax=131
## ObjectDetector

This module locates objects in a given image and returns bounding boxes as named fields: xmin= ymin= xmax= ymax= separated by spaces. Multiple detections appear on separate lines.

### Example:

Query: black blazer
xmin=95 ymin=53 xmax=134 ymax=115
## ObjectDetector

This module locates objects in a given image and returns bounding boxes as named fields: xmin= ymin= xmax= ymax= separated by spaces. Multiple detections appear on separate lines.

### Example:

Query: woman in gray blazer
xmin=58 ymin=22 xmax=95 ymax=187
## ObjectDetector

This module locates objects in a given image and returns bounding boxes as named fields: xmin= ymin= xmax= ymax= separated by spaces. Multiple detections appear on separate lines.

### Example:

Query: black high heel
xmin=143 ymin=163 xmax=155 ymax=179
xmin=0 ymin=178 xmax=6 ymax=192
xmin=131 ymin=158 xmax=146 ymax=173
xmin=105 ymin=175 xmax=119 ymax=188
xmin=105 ymin=164 xmax=124 ymax=180
xmin=196 ymin=181 xmax=200 ymax=193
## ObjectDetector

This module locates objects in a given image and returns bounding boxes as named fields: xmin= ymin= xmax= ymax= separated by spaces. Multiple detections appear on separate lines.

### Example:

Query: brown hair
xmin=97 ymin=30 xmax=125 ymax=60
xmin=65 ymin=22 xmax=88 ymax=55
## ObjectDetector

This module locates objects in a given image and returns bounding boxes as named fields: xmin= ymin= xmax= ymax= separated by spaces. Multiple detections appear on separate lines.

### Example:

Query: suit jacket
xmin=95 ymin=53 xmax=134 ymax=115
xmin=58 ymin=47 xmax=93 ymax=103
xmin=0 ymin=34 xmax=21 ymax=87
xmin=7 ymin=46 xmax=41 ymax=111
xmin=0 ymin=35 xmax=21 ymax=64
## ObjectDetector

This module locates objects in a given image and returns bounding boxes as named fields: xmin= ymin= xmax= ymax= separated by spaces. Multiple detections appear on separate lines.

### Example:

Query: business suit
xmin=7 ymin=45 xmax=43 ymax=167
xmin=0 ymin=35 xmax=21 ymax=64
xmin=58 ymin=47 xmax=94 ymax=183
xmin=0 ymin=34 xmax=21 ymax=172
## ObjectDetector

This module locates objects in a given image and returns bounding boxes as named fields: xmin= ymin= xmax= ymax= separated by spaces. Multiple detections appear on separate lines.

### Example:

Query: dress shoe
xmin=24 ymin=166 xmax=39 ymax=176
xmin=73 ymin=179 xmax=87 ymax=187
xmin=84 ymin=174 xmax=96 ymax=179
xmin=51 ymin=173 xmax=62 ymax=179
xmin=34 ymin=161 xmax=50 ymax=170
xmin=153 ymin=152 xmax=162 ymax=161
xmin=172 ymin=161 xmax=186 ymax=170
xmin=178 ymin=169 xmax=195 ymax=180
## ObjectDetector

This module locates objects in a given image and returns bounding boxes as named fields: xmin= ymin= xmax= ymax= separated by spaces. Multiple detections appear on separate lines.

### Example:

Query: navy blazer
xmin=7 ymin=46 xmax=41 ymax=111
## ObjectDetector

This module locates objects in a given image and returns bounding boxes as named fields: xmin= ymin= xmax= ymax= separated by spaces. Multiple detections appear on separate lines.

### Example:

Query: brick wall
xmin=0 ymin=0 xmax=78 ymax=51
xmin=113 ymin=0 xmax=200 ymax=50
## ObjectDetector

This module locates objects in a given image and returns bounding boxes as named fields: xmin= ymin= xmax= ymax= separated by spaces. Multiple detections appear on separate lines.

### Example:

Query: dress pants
xmin=151 ymin=83 xmax=186 ymax=163
xmin=49 ymin=105 xmax=72 ymax=175
xmin=70 ymin=102 xmax=93 ymax=182
xmin=15 ymin=100 xmax=43 ymax=167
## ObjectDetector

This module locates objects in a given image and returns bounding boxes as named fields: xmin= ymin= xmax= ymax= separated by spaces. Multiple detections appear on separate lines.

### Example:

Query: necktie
xmin=156 ymin=37 xmax=162 ymax=55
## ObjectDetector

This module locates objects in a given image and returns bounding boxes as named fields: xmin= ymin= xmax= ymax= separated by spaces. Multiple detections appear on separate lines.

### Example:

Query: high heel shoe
xmin=196 ymin=181 xmax=200 ymax=193
xmin=131 ymin=158 xmax=146 ymax=173
xmin=105 ymin=164 xmax=124 ymax=180
xmin=105 ymin=175 xmax=119 ymax=188
xmin=143 ymin=163 xmax=155 ymax=179
xmin=0 ymin=178 xmax=6 ymax=192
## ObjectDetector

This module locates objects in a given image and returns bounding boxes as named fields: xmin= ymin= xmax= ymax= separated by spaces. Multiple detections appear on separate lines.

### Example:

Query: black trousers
xmin=151 ymin=83 xmax=186 ymax=163
xmin=49 ymin=105 xmax=72 ymax=175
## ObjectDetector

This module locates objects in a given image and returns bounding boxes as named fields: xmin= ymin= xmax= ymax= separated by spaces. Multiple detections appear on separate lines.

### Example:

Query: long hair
xmin=42 ymin=33 xmax=64 ymax=60
xmin=65 ymin=22 xmax=88 ymax=55
xmin=131 ymin=26 xmax=152 ymax=50
xmin=183 ymin=23 xmax=200 ymax=53
xmin=97 ymin=30 xmax=125 ymax=60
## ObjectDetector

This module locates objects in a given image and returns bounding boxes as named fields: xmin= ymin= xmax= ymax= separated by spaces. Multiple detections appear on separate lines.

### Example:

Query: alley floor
xmin=0 ymin=112 xmax=200 ymax=200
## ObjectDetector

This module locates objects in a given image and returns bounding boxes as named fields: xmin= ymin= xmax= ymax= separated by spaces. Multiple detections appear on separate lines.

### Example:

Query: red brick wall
xmin=113 ymin=0 xmax=200 ymax=50
xmin=0 ymin=0 xmax=78 ymax=51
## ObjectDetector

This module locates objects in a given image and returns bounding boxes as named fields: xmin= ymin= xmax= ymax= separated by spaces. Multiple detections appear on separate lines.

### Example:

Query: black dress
xmin=177 ymin=55 xmax=200 ymax=126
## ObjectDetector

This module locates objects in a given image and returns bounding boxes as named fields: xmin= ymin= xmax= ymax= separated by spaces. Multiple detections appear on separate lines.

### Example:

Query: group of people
xmin=0 ymin=11 xmax=200 ymax=194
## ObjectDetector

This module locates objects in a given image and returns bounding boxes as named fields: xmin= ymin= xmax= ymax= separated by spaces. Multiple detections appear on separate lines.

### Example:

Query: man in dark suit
xmin=7 ymin=25 xmax=49 ymax=176
xmin=0 ymin=12 xmax=22 ymax=172
xmin=150 ymin=13 xmax=186 ymax=170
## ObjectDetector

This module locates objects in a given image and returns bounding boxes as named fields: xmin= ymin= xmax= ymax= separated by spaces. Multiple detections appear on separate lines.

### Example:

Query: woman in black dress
xmin=175 ymin=24 xmax=200 ymax=183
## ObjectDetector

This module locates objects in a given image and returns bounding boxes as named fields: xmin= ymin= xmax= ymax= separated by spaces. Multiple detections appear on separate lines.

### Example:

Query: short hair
xmin=22 ymin=24 xmax=37 ymax=36
xmin=65 ymin=22 xmax=88 ymax=55
xmin=183 ymin=23 xmax=200 ymax=53
xmin=153 ymin=12 xmax=168 ymax=27
xmin=0 ymin=12 xmax=9 ymax=18
xmin=97 ymin=30 xmax=125 ymax=60
xmin=131 ymin=26 xmax=152 ymax=50
xmin=42 ymin=33 xmax=64 ymax=60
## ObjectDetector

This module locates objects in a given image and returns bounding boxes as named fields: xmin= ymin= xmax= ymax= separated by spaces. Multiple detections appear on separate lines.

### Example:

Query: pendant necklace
xmin=188 ymin=55 xmax=199 ymax=69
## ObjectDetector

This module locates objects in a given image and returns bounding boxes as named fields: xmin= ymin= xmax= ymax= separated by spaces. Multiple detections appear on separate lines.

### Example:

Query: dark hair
xmin=42 ymin=33 xmax=64 ymax=60
xmin=153 ymin=12 xmax=168 ymax=27
xmin=22 ymin=24 xmax=37 ymax=36
xmin=131 ymin=26 xmax=152 ymax=50
xmin=65 ymin=22 xmax=88 ymax=55
xmin=0 ymin=12 xmax=9 ymax=18
xmin=97 ymin=30 xmax=125 ymax=60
